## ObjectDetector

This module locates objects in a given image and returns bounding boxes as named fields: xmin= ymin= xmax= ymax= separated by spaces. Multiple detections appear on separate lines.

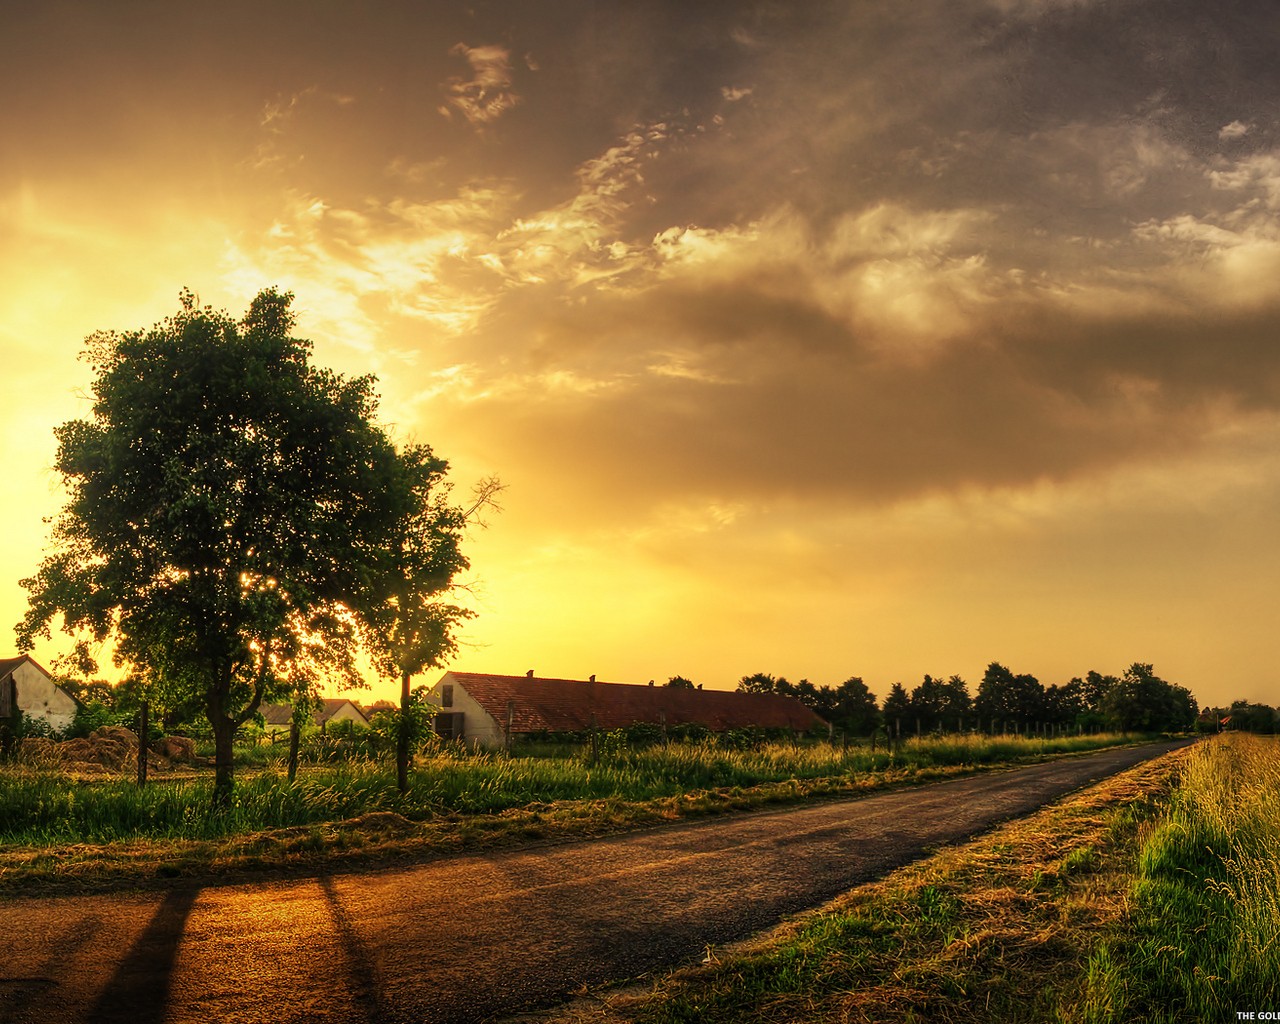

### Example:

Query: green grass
xmin=1081 ymin=733 xmax=1280 ymax=1021
xmin=0 ymin=732 xmax=1137 ymax=847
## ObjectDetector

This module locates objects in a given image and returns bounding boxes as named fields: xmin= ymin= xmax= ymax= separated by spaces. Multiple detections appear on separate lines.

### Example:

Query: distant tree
xmin=16 ymin=289 xmax=463 ymax=804
xmin=908 ymin=674 xmax=971 ymax=732
xmin=882 ymin=682 xmax=911 ymax=734
xmin=909 ymin=675 xmax=948 ymax=732
xmin=1042 ymin=681 xmax=1085 ymax=728
xmin=738 ymin=673 xmax=795 ymax=696
xmin=1080 ymin=670 xmax=1117 ymax=714
xmin=1101 ymin=663 xmax=1196 ymax=733
xmin=975 ymin=662 xmax=1045 ymax=731
xmin=791 ymin=678 xmax=819 ymax=707
xmin=824 ymin=676 xmax=880 ymax=736
xmin=665 ymin=676 xmax=696 ymax=690
xmin=1226 ymin=701 xmax=1278 ymax=733
xmin=941 ymin=675 xmax=972 ymax=725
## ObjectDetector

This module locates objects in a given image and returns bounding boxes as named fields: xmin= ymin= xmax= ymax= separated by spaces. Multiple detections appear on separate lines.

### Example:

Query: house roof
xmin=439 ymin=672 xmax=828 ymax=734
xmin=319 ymin=698 xmax=369 ymax=725
xmin=259 ymin=699 xmax=370 ymax=727
xmin=259 ymin=703 xmax=295 ymax=727
xmin=0 ymin=654 xmax=48 ymax=681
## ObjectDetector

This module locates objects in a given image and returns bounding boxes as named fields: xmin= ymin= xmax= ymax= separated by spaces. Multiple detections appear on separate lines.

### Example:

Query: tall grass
xmin=1083 ymin=733 xmax=1280 ymax=1020
xmin=0 ymin=731 xmax=1136 ymax=847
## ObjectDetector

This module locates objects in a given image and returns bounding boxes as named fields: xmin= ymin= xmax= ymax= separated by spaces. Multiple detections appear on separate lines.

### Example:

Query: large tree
xmin=17 ymin=289 xmax=467 ymax=802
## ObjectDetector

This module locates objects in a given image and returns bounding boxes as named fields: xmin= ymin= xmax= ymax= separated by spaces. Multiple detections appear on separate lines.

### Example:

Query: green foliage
xmin=66 ymin=699 xmax=120 ymax=739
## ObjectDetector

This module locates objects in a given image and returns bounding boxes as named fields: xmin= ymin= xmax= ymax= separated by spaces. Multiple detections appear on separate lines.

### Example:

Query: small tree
xmin=16 ymin=290 xmax=438 ymax=804
xmin=361 ymin=461 xmax=501 ymax=792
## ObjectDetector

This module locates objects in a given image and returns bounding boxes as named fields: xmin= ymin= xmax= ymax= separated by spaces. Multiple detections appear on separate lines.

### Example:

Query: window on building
xmin=441 ymin=684 xmax=454 ymax=708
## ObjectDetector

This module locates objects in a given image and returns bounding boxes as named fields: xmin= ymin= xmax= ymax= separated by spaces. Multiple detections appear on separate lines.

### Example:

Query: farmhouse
xmin=259 ymin=698 xmax=371 ymax=734
xmin=0 ymin=654 xmax=78 ymax=735
xmin=427 ymin=671 xmax=827 ymax=748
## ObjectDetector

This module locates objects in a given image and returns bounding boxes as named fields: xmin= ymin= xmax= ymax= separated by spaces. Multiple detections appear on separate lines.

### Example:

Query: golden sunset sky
xmin=3 ymin=1 xmax=1278 ymax=708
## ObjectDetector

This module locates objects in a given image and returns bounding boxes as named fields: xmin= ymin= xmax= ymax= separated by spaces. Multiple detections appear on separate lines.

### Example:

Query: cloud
xmin=1219 ymin=120 xmax=1252 ymax=141
xmin=211 ymin=1 xmax=1280 ymax=531
xmin=440 ymin=43 xmax=522 ymax=127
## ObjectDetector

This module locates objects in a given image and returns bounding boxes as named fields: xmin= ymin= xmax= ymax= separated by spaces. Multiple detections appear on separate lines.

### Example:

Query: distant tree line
xmin=1198 ymin=701 xmax=1280 ymax=734
xmin=729 ymin=662 xmax=1199 ymax=736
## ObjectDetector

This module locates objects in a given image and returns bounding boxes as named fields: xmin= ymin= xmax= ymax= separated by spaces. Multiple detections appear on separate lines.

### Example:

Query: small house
xmin=258 ymin=698 xmax=371 ymax=736
xmin=427 ymin=671 xmax=827 ymax=748
xmin=0 ymin=655 xmax=79 ymax=735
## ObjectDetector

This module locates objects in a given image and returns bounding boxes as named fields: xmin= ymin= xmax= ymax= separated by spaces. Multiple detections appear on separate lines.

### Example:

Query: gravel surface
xmin=0 ymin=740 xmax=1192 ymax=1024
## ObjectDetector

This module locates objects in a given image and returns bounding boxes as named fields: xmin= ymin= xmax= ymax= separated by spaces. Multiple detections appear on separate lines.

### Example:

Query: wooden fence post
xmin=288 ymin=718 xmax=301 ymax=781
xmin=136 ymin=700 xmax=149 ymax=788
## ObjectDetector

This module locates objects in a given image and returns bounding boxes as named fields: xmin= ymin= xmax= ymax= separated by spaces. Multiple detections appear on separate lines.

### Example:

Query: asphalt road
xmin=0 ymin=740 xmax=1191 ymax=1024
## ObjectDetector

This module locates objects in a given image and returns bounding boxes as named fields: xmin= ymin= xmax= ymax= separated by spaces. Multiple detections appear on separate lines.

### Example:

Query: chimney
xmin=589 ymin=674 xmax=596 ymax=683
xmin=526 ymin=669 xmax=534 ymax=678
xmin=648 ymin=679 xmax=654 ymax=687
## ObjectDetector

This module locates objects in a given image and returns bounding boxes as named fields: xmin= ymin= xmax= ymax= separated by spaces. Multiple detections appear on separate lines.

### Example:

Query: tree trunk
xmin=396 ymin=670 xmax=412 ymax=794
xmin=212 ymin=715 xmax=236 ymax=806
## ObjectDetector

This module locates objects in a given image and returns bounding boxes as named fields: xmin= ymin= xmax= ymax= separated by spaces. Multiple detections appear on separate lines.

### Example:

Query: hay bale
xmin=90 ymin=725 xmax=138 ymax=747
xmin=88 ymin=738 xmax=132 ymax=769
xmin=59 ymin=738 xmax=97 ymax=763
xmin=18 ymin=737 xmax=61 ymax=766
xmin=153 ymin=735 xmax=197 ymax=764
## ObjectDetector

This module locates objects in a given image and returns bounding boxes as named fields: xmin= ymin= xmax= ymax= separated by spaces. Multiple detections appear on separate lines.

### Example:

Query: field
xmin=1 ymin=730 xmax=1137 ymax=888
xmin=529 ymin=733 xmax=1279 ymax=1024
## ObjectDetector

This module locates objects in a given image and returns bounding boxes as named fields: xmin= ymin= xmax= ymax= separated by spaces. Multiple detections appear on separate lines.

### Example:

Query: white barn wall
xmin=13 ymin=660 xmax=77 ymax=735
xmin=428 ymin=675 xmax=504 ymax=748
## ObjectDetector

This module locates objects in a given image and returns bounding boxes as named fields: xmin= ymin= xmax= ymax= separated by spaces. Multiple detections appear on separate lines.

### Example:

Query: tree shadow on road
xmin=318 ymin=874 xmax=389 ymax=1023
xmin=87 ymin=886 xmax=199 ymax=1024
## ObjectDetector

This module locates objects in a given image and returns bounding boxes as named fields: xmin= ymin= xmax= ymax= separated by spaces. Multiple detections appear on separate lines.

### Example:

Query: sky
xmin=3 ymin=0 xmax=1279 ymax=709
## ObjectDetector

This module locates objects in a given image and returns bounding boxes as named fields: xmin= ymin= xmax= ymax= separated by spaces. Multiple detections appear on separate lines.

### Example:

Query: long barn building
xmin=427 ymin=671 xmax=827 ymax=748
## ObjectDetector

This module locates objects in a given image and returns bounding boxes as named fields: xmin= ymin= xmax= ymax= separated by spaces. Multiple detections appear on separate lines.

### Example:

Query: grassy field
xmin=524 ymin=734 xmax=1278 ymax=1024
xmin=0 ymin=731 xmax=1137 ymax=888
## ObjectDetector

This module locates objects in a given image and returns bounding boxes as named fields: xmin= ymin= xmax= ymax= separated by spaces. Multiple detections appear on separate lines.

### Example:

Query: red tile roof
xmin=441 ymin=672 xmax=827 ymax=734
